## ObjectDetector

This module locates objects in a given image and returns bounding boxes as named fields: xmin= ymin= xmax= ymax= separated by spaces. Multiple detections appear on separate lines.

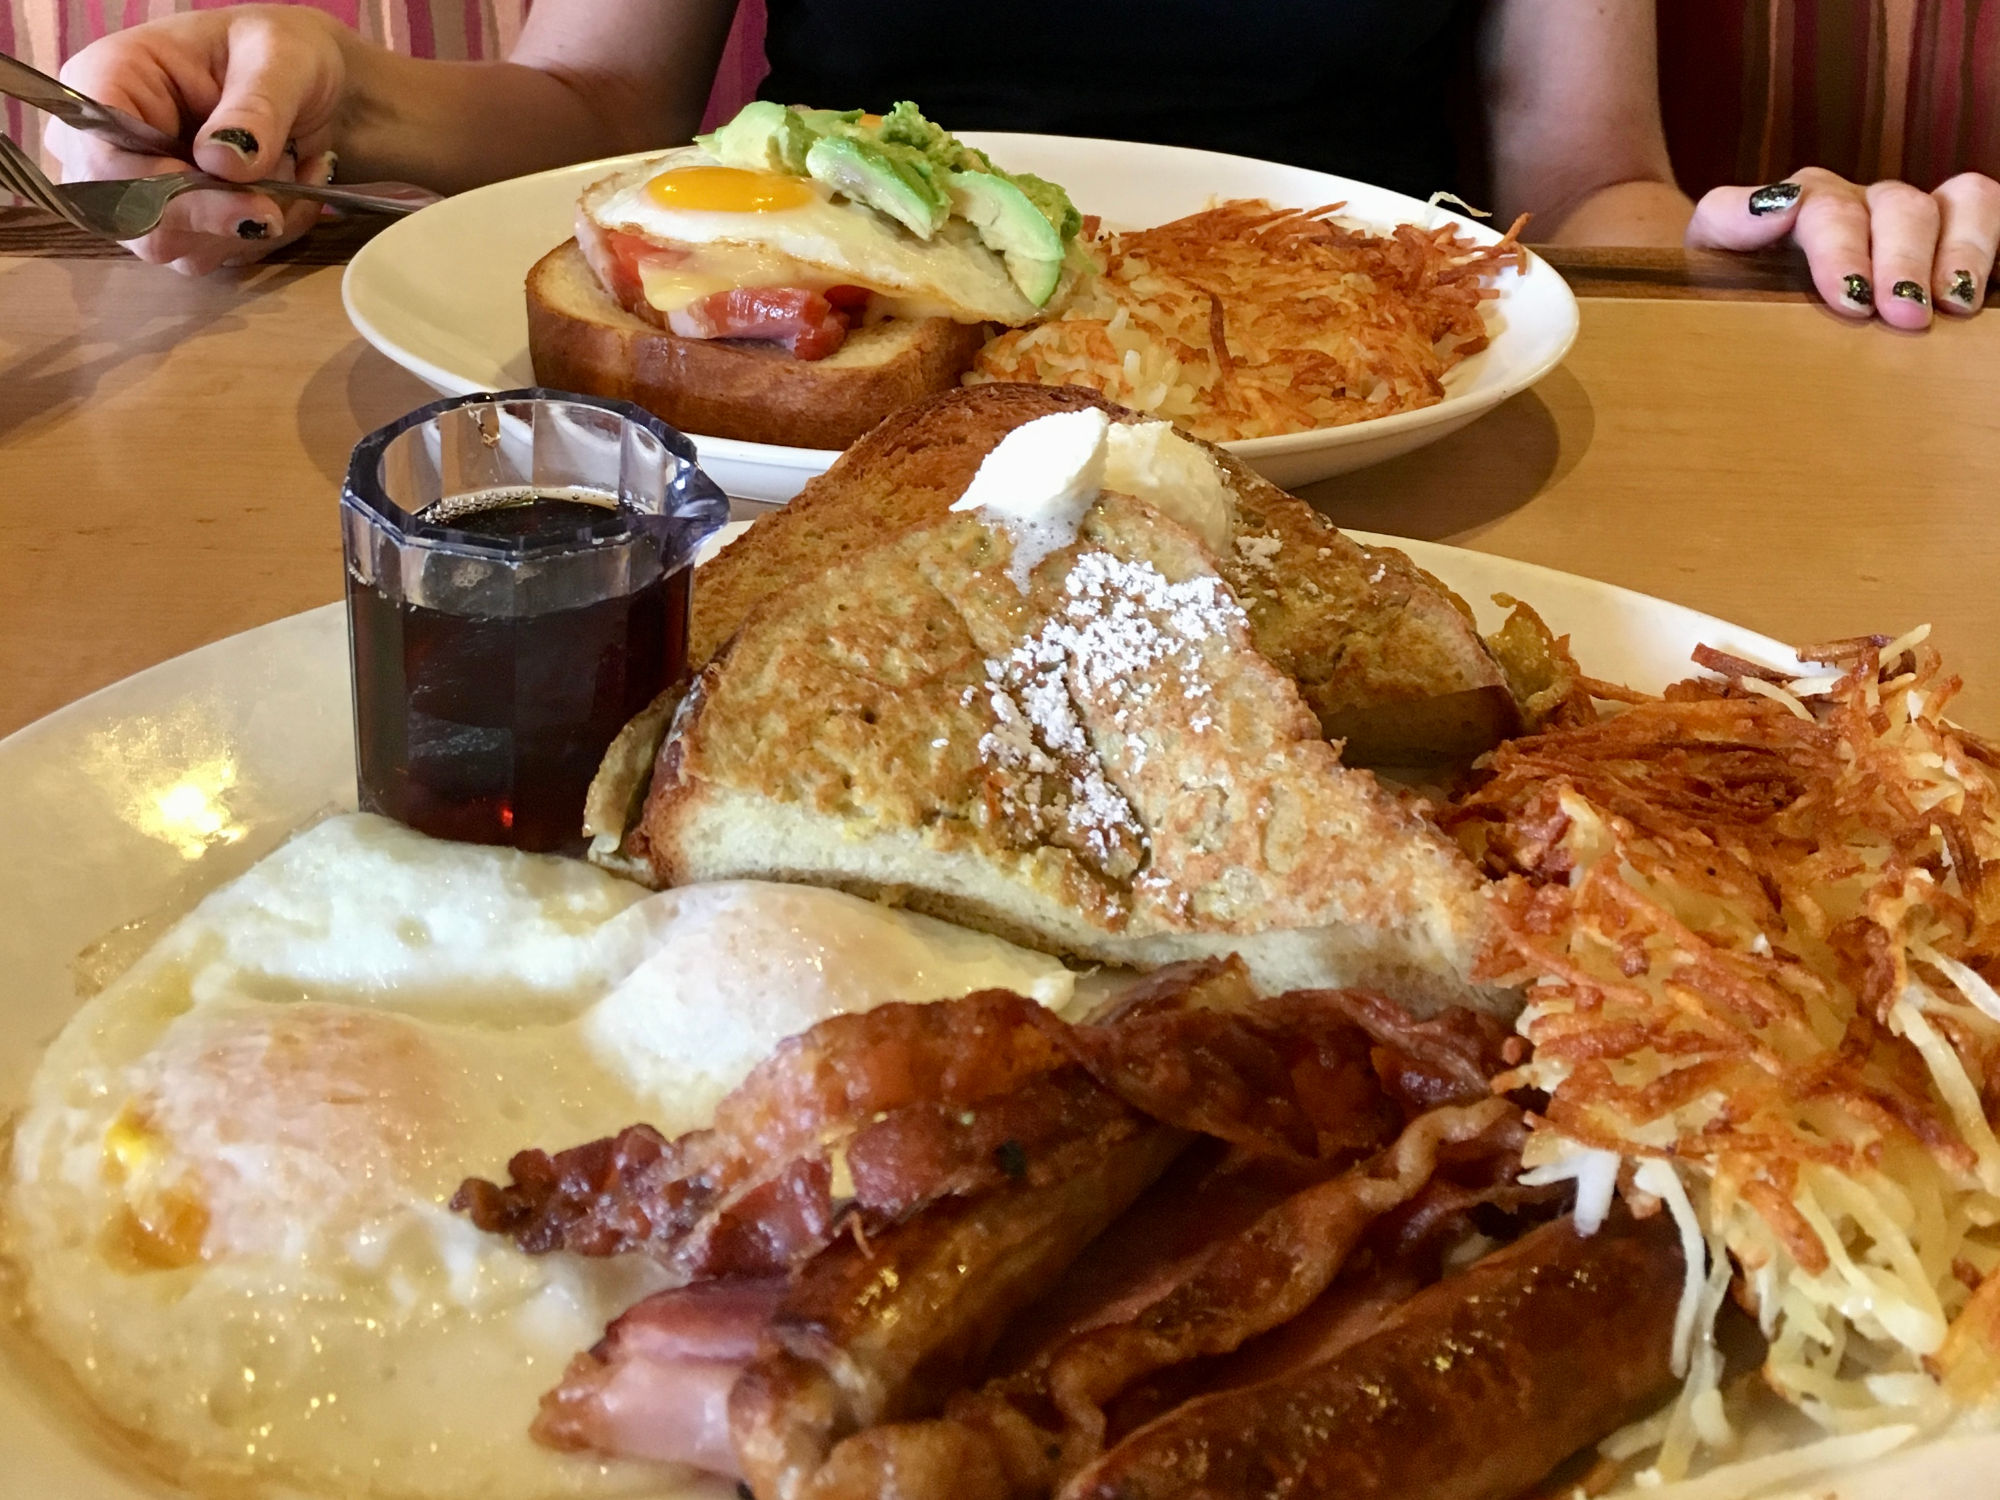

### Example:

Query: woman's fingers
xmin=1863 ymin=180 xmax=1941 ymax=329
xmin=1930 ymin=172 xmax=2000 ymax=316
xmin=1685 ymin=179 xmax=1806 ymax=252
xmin=155 ymin=149 xmax=332 ymax=275
xmin=1687 ymin=168 xmax=1876 ymax=316
xmin=44 ymin=10 xmax=345 ymax=274
xmin=189 ymin=14 xmax=325 ymax=183
xmin=1777 ymin=169 xmax=1875 ymax=318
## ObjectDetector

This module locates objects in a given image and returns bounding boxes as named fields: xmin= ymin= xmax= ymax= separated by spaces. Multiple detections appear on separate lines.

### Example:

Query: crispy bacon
xmin=454 ymin=989 xmax=1078 ymax=1275
xmin=456 ymin=966 xmax=1418 ymax=1278
xmin=476 ymin=967 xmax=1533 ymax=1493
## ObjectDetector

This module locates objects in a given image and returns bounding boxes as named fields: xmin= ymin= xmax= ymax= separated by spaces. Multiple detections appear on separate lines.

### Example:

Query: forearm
xmin=322 ymin=0 xmax=732 ymax=192
xmin=1539 ymin=178 xmax=1694 ymax=245
xmin=330 ymin=43 xmax=626 ymax=191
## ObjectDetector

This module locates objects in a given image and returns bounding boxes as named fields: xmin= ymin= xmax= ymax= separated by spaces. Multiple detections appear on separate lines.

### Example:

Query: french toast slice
xmin=690 ymin=384 xmax=1518 ymax=764
xmin=526 ymin=239 xmax=991 ymax=450
xmin=633 ymin=491 xmax=1505 ymax=1015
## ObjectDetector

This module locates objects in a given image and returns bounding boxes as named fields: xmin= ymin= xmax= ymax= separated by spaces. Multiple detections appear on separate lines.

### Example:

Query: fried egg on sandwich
xmin=579 ymin=144 xmax=1050 ymax=336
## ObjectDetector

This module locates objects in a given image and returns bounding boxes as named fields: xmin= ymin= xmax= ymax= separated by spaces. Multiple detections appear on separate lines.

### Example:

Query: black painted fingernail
xmin=1843 ymin=273 xmax=1872 ymax=306
xmin=1748 ymin=181 xmax=1802 ymax=215
xmin=1892 ymin=279 xmax=1929 ymax=307
xmin=208 ymin=126 xmax=259 ymax=158
xmin=1949 ymin=269 xmax=1978 ymax=306
xmin=235 ymin=218 xmax=270 ymax=241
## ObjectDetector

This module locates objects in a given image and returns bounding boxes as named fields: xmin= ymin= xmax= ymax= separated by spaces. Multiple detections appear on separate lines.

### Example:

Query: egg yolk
xmin=101 ymin=1107 xmax=209 ymax=1269
xmin=645 ymin=166 xmax=817 ymax=213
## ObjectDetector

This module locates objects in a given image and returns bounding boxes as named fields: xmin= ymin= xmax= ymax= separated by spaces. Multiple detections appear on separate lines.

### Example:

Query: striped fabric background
xmin=2 ymin=1 xmax=1994 ymax=200
xmin=1659 ymin=0 xmax=2000 ymax=195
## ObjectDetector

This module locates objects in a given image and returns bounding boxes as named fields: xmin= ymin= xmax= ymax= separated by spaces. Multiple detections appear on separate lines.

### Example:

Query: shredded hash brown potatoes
xmin=1447 ymin=627 xmax=2000 ymax=1494
xmin=969 ymin=198 xmax=1525 ymax=442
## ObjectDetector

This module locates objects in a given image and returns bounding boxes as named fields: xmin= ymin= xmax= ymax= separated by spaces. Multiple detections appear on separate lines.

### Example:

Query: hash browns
xmin=969 ymin=199 xmax=1526 ymax=442
xmin=1448 ymin=631 xmax=2000 ymax=1484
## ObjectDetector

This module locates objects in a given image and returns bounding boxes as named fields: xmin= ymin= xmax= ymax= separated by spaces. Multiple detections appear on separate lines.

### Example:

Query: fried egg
xmin=579 ymin=145 xmax=1042 ymax=327
xmin=6 ymin=813 xmax=1076 ymax=1498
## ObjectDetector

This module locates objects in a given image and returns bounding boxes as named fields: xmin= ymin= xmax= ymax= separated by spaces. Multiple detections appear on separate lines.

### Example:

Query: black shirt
xmin=758 ymin=1 xmax=1479 ymax=200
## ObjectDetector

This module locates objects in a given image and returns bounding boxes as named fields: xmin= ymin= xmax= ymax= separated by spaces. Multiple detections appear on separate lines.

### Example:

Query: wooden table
xmin=4 ymin=213 xmax=1997 ymax=739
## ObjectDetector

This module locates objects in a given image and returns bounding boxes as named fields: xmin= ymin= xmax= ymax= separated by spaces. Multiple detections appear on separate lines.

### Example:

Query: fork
xmin=0 ymin=134 xmax=439 ymax=240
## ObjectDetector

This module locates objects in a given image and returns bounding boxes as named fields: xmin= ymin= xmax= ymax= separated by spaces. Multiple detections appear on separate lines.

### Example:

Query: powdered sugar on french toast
xmin=978 ymin=552 xmax=1247 ymax=875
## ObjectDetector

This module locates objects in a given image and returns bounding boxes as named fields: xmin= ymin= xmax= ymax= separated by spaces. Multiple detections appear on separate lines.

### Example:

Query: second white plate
xmin=343 ymin=134 xmax=1580 ymax=503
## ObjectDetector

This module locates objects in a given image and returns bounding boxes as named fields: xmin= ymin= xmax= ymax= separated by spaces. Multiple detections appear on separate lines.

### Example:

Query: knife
xmin=0 ymin=50 xmax=190 ymax=162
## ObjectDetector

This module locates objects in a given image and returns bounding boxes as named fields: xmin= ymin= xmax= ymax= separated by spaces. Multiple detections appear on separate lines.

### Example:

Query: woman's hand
xmin=46 ymin=6 xmax=348 ymax=275
xmin=1687 ymin=167 xmax=2000 ymax=328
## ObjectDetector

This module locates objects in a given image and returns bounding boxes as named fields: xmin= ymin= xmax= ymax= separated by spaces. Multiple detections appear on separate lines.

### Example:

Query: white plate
xmin=5 ymin=538 xmax=1964 ymax=1499
xmin=343 ymin=135 xmax=1580 ymax=502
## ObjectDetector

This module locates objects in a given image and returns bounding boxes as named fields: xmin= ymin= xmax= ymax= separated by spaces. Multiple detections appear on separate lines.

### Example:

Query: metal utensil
xmin=0 ymin=136 xmax=437 ymax=239
xmin=0 ymin=50 xmax=188 ymax=161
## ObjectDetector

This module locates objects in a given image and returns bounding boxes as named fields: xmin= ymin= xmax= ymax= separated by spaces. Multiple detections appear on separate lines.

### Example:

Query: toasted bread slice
xmin=525 ymin=239 xmax=990 ymax=450
xmin=689 ymin=384 xmax=1517 ymax=764
xmin=635 ymin=491 xmax=1505 ymax=1015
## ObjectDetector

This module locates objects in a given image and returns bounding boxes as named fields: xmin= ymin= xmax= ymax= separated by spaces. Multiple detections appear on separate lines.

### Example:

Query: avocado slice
xmin=697 ymin=100 xmax=814 ymax=174
xmin=948 ymin=168 xmax=1066 ymax=304
xmin=805 ymin=134 xmax=950 ymax=238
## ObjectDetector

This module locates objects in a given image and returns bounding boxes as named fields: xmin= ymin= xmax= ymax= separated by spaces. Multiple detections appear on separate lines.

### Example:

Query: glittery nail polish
xmin=208 ymin=126 xmax=260 ymax=158
xmin=1842 ymin=273 xmax=1872 ymax=307
xmin=1748 ymin=181 xmax=1802 ymax=215
xmin=1892 ymin=280 xmax=1929 ymax=307
xmin=1949 ymin=269 xmax=1978 ymax=306
xmin=236 ymin=219 xmax=270 ymax=241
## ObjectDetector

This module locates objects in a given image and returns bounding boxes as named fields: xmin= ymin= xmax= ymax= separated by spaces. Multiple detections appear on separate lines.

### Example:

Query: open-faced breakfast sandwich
xmin=529 ymin=103 xmax=1088 ymax=448
xmin=529 ymin=101 xmax=1528 ymax=451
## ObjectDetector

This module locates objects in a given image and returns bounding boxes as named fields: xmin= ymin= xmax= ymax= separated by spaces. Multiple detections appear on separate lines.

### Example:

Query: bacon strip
xmin=455 ymin=967 xmax=1406 ymax=1278
xmin=454 ymin=989 xmax=1077 ymax=1276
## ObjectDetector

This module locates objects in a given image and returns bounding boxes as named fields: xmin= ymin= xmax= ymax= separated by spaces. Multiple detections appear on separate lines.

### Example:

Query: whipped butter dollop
xmin=951 ymin=409 xmax=1235 ymax=588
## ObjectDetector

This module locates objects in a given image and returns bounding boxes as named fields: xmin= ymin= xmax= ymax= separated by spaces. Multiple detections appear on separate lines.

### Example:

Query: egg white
xmin=579 ymin=145 xmax=1043 ymax=327
xmin=5 ymin=813 xmax=1076 ymax=1499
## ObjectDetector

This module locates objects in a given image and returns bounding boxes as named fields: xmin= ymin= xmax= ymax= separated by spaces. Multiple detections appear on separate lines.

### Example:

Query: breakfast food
xmin=529 ymin=102 xmax=1085 ymax=447
xmin=455 ymin=957 xmax=1639 ymax=1500
xmin=677 ymin=384 xmax=1533 ymax=765
xmin=17 ymin=382 xmax=2000 ymax=1500
xmin=1453 ymin=631 xmax=2000 ymax=1491
xmin=530 ymin=103 xmax=1528 ymax=452
xmin=972 ymin=199 xmax=1526 ymax=443
xmin=2 ymin=815 xmax=1077 ymax=1497
xmin=623 ymin=426 xmax=1504 ymax=1011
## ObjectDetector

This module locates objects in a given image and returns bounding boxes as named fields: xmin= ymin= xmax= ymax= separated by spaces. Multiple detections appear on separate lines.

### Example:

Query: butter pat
xmin=951 ymin=410 xmax=1236 ymax=590
xmin=951 ymin=408 xmax=1110 ymax=588
xmin=1102 ymin=421 xmax=1234 ymax=553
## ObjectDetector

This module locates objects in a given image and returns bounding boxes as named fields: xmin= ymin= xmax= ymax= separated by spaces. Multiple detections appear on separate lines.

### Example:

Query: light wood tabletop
xmin=3 ymin=212 xmax=1996 ymax=741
